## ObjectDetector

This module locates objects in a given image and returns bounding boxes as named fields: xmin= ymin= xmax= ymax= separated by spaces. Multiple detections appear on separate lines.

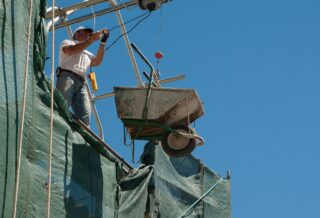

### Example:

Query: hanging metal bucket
xmin=114 ymin=86 xmax=205 ymax=157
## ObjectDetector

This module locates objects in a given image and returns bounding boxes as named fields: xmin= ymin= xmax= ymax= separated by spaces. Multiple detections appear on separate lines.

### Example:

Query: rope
xmin=163 ymin=96 xmax=205 ymax=145
xmin=123 ymin=122 xmax=146 ymax=163
xmin=186 ymin=96 xmax=191 ymax=134
xmin=127 ymin=68 xmax=155 ymax=163
xmin=122 ymin=64 xmax=154 ymax=162
xmin=156 ymin=7 xmax=163 ymax=51
xmin=12 ymin=0 xmax=33 ymax=217
xmin=131 ymin=140 xmax=139 ymax=164
xmin=47 ymin=0 xmax=55 ymax=217
xmin=90 ymin=6 xmax=96 ymax=31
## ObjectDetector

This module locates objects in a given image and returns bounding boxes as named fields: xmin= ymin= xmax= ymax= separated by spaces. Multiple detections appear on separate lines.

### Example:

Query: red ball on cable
xmin=155 ymin=51 xmax=163 ymax=59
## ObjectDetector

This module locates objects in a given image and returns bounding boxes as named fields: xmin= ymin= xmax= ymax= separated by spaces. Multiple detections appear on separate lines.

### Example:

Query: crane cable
xmin=108 ymin=10 xmax=149 ymax=32
xmin=105 ymin=11 xmax=152 ymax=51
xmin=87 ymin=5 xmax=151 ymax=51
xmin=12 ymin=0 xmax=33 ymax=217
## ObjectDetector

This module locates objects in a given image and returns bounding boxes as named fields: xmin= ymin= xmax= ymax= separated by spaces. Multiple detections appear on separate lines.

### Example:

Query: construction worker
xmin=56 ymin=26 xmax=109 ymax=126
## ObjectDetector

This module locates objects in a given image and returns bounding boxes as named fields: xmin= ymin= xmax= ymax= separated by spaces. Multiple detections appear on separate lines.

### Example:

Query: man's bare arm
xmin=91 ymin=30 xmax=109 ymax=66
xmin=62 ymin=31 xmax=101 ymax=55
xmin=62 ymin=38 xmax=92 ymax=55
xmin=91 ymin=44 xmax=105 ymax=66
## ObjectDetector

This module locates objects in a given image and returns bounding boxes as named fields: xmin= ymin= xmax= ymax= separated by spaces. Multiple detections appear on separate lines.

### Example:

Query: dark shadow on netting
xmin=1 ymin=0 xmax=20 ymax=215
xmin=10 ymin=0 xmax=19 ymax=168
xmin=63 ymin=130 xmax=69 ymax=215
xmin=162 ymin=177 xmax=198 ymax=206
xmin=140 ymin=141 xmax=156 ymax=165
xmin=64 ymin=143 xmax=103 ymax=218
xmin=33 ymin=5 xmax=48 ymax=94
xmin=1 ymin=1 xmax=8 ymax=216
xmin=169 ymin=156 xmax=201 ymax=178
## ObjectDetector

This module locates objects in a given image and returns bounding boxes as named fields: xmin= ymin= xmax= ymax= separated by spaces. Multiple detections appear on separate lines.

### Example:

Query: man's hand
xmin=100 ymin=29 xmax=110 ymax=43
xmin=87 ymin=31 xmax=102 ymax=43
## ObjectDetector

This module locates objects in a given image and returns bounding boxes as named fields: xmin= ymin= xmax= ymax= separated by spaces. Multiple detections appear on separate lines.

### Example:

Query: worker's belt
xmin=56 ymin=67 xmax=85 ymax=82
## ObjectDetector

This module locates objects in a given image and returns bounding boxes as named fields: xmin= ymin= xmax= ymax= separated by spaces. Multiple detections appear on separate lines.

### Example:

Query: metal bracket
xmin=45 ymin=0 xmax=169 ymax=31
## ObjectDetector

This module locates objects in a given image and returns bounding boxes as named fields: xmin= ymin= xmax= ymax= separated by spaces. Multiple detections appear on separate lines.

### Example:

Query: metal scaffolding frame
xmin=45 ymin=0 xmax=178 ymax=142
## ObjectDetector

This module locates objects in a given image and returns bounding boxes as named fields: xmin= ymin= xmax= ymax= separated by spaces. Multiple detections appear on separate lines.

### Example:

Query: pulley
xmin=138 ymin=0 xmax=167 ymax=11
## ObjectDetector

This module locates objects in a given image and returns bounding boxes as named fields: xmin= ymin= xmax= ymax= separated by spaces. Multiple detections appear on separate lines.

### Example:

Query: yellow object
xmin=88 ymin=72 xmax=98 ymax=92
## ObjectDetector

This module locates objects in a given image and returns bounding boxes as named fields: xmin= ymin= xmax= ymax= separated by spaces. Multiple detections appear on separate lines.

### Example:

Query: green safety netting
xmin=138 ymin=141 xmax=231 ymax=218
xmin=0 ymin=0 xmax=231 ymax=217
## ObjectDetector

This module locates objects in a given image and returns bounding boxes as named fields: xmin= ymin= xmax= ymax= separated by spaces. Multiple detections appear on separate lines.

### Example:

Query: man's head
xmin=73 ymin=26 xmax=93 ymax=41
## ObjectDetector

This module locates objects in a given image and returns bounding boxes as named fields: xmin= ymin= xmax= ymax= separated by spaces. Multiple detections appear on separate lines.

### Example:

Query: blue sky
xmin=46 ymin=0 xmax=320 ymax=217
